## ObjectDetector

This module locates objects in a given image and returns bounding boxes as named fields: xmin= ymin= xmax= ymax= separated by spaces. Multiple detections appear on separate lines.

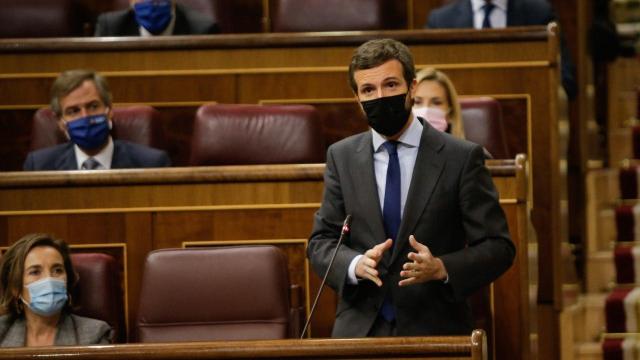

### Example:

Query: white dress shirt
xmin=347 ymin=116 xmax=424 ymax=284
xmin=471 ymin=0 xmax=507 ymax=29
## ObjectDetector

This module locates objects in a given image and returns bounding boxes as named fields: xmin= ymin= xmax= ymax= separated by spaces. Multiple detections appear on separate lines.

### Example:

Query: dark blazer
xmin=94 ymin=4 xmax=219 ymax=36
xmin=0 ymin=313 xmax=112 ymax=347
xmin=23 ymin=140 xmax=171 ymax=171
xmin=426 ymin=0 xmax=554 ymax=28
xmin=307 ymin=123 xmax=515 ymax=337
xmin=425 ymin=0 xmax=577 ymax=99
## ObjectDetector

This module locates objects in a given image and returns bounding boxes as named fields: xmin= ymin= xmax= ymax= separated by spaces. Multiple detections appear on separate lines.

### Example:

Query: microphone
xmin=300 ymin=214 xmax=352 ymax=339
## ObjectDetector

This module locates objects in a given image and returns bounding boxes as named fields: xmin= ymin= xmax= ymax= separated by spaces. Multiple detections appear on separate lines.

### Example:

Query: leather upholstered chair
xmin=189 ymin=104 xmax=324 ymax=165
xmin=0 ymin=0 xmax=83 ymax=38
xmin=135 ymin=246 xmax=292 ymax=342
xmin=269 ymin=0 xmax=401 ymax=32
xmin=30 ymin=106 xmax=166 ymax=151
xmin=70 ymin=253 xmax=125 ymax=343
xmin=460 ymin=97 xmax=511 ymax=159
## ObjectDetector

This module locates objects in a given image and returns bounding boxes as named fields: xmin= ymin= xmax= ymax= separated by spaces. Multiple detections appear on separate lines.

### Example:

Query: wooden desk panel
xmin=0 ymin=332 xmax=487 ymax=360
xmin=0 ymin=159 xmax=528 ymax=359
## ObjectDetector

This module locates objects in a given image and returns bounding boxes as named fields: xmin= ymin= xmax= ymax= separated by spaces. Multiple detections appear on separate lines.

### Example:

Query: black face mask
xmin=361 ymin=93 xmax=411 ymax=137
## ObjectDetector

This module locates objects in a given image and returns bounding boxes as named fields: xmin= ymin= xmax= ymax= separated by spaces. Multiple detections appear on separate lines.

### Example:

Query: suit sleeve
xmin=307 ymin=147 xmax=361 ymax=296
xmin=23 ymin=153 xmax=35 ymax=171
xmin=156 ymin=151 xmax=171 ymax=167
xmin=438 ymin=145 xmax=515 ymax=299
xmin=425 ymin=11 xmax=441 ymax=28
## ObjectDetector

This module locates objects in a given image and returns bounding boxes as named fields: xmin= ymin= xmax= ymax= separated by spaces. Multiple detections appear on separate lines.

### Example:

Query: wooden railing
xmin=0 ymin=330 xmax=488 ymax=360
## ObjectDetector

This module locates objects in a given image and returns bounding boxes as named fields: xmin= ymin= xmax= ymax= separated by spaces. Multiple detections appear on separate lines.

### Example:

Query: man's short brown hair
xmin=0 ymin=233 xmax=77 ymax=317
xmin=50 ymin=69 xmax=112 ymax=117
xmin=348 ymin=38 xmax=416 ymax=93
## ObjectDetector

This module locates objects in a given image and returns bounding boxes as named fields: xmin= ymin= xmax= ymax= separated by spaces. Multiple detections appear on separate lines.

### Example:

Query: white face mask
xmin=412 ymin=107 xmax=448 ymax=132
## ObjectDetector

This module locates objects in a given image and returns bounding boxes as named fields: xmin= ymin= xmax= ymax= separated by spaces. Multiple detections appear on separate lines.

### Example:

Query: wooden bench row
xmin=0 ymin=156 xmax=528 ymax=359
xmin=0 ymin=332 xmax=488 ymax=360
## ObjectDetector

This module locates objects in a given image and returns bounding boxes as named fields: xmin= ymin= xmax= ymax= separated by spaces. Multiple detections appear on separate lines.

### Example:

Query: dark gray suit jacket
xmin=425 ymin=0 xmax=577 ymax=99
xmin=0 ymin=313 xmax=112 ymax=347
xmin=23 ymin=139 xmax=171 ymax=171
xmin=307 ymin=123 xmax=515 ymax=337
xmin=94 ymin=4 xmax=219 ymax=36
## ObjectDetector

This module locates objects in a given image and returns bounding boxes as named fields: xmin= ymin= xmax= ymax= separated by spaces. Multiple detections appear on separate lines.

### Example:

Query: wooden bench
xmin=0 ymin=330 xmax=488 ymax=360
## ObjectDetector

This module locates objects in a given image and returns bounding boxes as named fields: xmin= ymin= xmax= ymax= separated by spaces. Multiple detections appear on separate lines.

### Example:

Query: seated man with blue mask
xmin=94 ymin=0 xmax=219 ymax=37
xmin=23 ymin=69 xmax=171 ymax=171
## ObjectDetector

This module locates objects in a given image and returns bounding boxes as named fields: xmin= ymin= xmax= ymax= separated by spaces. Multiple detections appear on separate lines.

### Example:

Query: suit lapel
xmin=390 ymin=126 xmax=445 ymax=265
xmin=54 ymin=313 xmax=77 ymax=346
xmin=506 ymin=0 xmax=522 ymax=26
xmin=173 ymin=6 xmax=189 ymax=35
xmin=111 ymin=141 xmax=132 ymax=169
xmin=55 ymin=143 xmax=78 ymax=170
xmin=2 ymin=317 xmax=26 ymax=347
xmin=124 ymin=10 xmax=142 ymax=36
xmin=456 ymin=0 xmax=474 ymax=28
xmin=350 ymin=134 xmax=386 ymax=251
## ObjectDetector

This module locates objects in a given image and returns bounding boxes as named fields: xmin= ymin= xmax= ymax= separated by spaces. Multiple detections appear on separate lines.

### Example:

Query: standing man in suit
xmin=307 ymin=39 xmax=515 ymax=337
xmin=23 ymin=70 xmax=171 ymax=171
xmin=426 ymin=0 xmax=577 ymax=100
xmin=94 ymin=0 xmax=219 ymax=37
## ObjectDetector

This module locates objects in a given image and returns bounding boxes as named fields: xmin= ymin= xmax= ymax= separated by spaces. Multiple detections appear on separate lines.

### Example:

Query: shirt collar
xmin=74 ymin=136 xmax=114 ymax=170
xmin=471 ymin=0 xmax=507 ymax=12
xmin=372 ymin=115 xmax=423 ymax=152
xmin=139 ymin=9 xmax=176 ymax=37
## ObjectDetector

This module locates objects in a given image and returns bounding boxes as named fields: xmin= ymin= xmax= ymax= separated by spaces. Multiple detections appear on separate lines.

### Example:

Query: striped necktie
xmin=81 ymin=158 xmax=101 ymax=170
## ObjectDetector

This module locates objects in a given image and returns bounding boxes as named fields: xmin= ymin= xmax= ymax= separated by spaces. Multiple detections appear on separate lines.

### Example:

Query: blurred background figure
xmin=412 ymin=67 xmax=465 ymax=139
xmin=0 ymin=233 xmax=112 ymax=347
xmin=95 ymin=0 xmax=219 ymax=37
xmin=23 ymin=69 xmax=171 ymax=171
xmin=425 ymin=0 xmax=577 ymax=100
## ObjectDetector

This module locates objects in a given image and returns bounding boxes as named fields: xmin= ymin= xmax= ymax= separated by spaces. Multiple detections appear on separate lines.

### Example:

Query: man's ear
xmin=106 ymin=107 xmax=114 ymax=130
xmin=409 ymin=78 xmax=417 ymax=97
xmin=57 ymin=117 xmax=70 ymax=140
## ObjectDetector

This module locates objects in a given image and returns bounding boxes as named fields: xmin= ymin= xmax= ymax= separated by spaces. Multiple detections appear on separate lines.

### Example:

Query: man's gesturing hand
xmin=399 ymin=235 xmax=448 ymax=286
xmin=355 ymin=239 xmax=393 ymax=287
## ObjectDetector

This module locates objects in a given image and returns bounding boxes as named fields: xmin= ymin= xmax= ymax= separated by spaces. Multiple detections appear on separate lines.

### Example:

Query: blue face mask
xmin=22 ymin=278 xmax=68 ymax=317
xmin=134 ymin=0 xmax=173 ymax=35
xmin=66 ymin=113 xmax=110 ymax=150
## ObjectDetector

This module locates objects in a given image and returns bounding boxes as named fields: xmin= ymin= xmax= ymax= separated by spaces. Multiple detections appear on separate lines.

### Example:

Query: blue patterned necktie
xmin=482 ymin=1 xmax=495 ymax=29
xmin=380 ymin=141 xmax=400 ymax=322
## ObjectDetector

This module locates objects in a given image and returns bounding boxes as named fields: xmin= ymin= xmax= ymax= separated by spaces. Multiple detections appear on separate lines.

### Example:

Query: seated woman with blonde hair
xmin=0 ymin=233 xmax=112 ymax=347
xmin=413 ymin=67 xmax=492 ymax=158
xmin=412 ymin=67 xmax=464 ymax=137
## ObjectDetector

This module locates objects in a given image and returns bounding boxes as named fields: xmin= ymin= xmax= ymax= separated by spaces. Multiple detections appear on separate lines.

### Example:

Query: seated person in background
xmin=412 ymin=67 xmax=493 ymax=158
xmin=412 ymin=67 xmax=464 ymax=138
xmin=0 ymin=233 xmax=112 ymax=346
xmin=95 ymin=0 xmax=219 ymax=37
xmin=23 ymin=69 xmax=171 ymax=171
xmin=425 ymin=0 xmax=577 ymax=100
